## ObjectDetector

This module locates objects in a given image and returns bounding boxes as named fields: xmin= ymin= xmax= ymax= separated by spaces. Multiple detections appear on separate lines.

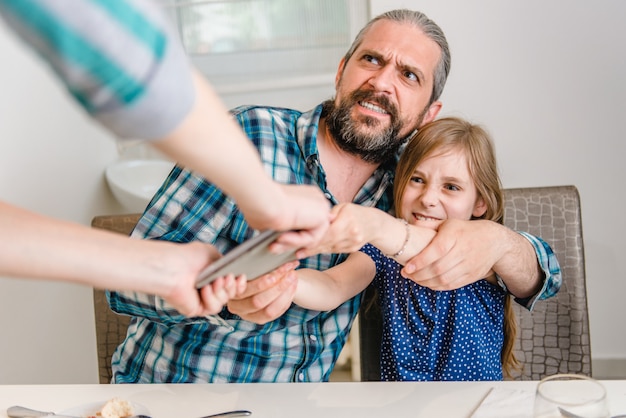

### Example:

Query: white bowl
xmin=105 ymin=159 xmax=174 ymax=212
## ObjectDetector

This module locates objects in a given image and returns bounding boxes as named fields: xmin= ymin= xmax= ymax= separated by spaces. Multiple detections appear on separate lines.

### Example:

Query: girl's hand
xmin=295 ymin=203 xmax=374 ymax=258
xmin=226 ymin=260 xmax=300 ymax=324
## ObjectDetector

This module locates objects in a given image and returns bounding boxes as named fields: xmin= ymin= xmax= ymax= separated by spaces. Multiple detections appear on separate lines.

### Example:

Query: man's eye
xmin=403 ymin=70 xmax=418 ymax=82
xmin=364 ymin=55 xmax=380 ymax=65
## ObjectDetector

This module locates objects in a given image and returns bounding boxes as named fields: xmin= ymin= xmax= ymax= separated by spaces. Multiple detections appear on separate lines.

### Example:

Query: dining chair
xmin=91 ymin=213 xmax=142 ymax=384
xmin=358 ymin=185 xmax=591 ymax=381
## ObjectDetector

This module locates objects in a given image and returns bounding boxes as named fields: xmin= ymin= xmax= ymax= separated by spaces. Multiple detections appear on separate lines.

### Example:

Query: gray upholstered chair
xmin=91 ymin=213 xmax=141 ymax=384
xmin=358 ymin=185 xmax=590 ymax=381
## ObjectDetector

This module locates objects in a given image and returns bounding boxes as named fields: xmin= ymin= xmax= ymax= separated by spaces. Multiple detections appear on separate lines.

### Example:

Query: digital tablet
xmin=195 ymin=230 xmax=299 ymax=288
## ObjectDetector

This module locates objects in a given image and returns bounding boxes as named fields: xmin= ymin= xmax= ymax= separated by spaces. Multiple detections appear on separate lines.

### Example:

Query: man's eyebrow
xmin=359 ymin=48 xmax=382 ymax=59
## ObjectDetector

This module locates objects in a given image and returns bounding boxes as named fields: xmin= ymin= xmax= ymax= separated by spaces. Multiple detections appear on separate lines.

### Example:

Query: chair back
xmin=91 ymin=213 xmax=141 ymax=384
xmin=358 ymin=185 xmax=590 ymax=381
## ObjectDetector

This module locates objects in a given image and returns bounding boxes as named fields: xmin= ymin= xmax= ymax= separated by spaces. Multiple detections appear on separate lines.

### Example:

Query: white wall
xmin=0 ymin=0 xmax=624 ymax=384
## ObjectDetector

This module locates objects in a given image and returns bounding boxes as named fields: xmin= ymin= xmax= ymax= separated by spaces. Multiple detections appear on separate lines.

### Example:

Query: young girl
xmin=293 ymin=116 xmax=519 ymax=381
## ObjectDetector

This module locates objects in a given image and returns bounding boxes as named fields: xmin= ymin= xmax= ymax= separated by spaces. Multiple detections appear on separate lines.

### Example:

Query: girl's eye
xmin=410 ymin=176 xmax=424 ymax=184
xmin=445 ymin=184 xmax=460 ymax=191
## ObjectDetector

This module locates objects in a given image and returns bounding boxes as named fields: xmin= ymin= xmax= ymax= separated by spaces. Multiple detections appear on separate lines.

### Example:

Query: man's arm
xmin=400 ymin=219 xmax=561 ymax=305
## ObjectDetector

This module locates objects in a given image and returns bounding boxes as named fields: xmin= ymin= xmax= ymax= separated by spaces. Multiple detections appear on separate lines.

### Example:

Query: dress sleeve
xmin=0 ymin=0 xmax=195 ymax=140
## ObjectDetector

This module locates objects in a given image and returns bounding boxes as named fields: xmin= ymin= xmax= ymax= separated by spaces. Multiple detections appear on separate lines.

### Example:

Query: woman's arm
xmin=153 ymin=70 xmax=331 ymax=244
xmin=0 ymin=201 xmax=243 ymax=317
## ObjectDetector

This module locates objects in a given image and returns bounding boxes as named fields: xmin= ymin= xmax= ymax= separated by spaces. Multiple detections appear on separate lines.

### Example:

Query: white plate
xmin=60 ymin=401 xmax=150 ymax=417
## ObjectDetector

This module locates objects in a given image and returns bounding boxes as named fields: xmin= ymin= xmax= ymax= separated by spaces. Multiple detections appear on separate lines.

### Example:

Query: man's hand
xmin=400 ymin=219 xmax=542 ymax=298
xmin=226 ymin=261 xmax=299 ymax=324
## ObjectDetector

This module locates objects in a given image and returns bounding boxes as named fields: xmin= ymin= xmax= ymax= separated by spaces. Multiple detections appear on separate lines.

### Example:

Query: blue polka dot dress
xmin=360 ymin=243 xmax=506 ymax=381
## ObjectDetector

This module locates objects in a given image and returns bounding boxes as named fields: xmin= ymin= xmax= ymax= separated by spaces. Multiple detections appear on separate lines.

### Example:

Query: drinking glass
xmin=533 ymin=374 xmax=610 ymax=418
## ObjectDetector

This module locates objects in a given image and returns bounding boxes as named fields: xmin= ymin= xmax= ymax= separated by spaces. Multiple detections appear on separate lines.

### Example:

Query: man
xmin=109 ymin=9 xmax=560 ymax=383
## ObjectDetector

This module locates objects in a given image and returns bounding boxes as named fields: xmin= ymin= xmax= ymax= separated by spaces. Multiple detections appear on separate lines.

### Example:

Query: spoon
xmin=201 ymin=411 xmax=252 ymax=418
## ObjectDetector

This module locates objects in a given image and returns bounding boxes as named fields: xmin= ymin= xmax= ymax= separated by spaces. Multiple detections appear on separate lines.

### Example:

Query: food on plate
xmin=87 ymin=397 xmax=134 ymax=418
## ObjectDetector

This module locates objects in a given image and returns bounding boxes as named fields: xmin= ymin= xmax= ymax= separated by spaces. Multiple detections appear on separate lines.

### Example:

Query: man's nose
xmin=367 ymin=65 xmax=395 ymax=93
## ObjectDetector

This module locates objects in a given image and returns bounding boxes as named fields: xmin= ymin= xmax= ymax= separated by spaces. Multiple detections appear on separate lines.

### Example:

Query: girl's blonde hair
xmin=393 ymin=116 xmax=520 ymax=378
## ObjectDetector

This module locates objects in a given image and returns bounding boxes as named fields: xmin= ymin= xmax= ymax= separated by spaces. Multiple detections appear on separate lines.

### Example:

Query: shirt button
xmin=298 ymin=372 xmax=305 ymax=381
xmin=309 ymin=335 xmax=317 ymax=342
xmin=324 ymin=192 xmax=332 ymax=200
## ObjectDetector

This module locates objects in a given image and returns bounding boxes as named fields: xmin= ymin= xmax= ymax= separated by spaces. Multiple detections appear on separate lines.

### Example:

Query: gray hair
xmin=344 ymin=9 xmax=451 ymax=104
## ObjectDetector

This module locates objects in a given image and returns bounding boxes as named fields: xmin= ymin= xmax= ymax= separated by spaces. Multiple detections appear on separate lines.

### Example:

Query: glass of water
xmin=534 ymin=374 xmax=609 ymax=418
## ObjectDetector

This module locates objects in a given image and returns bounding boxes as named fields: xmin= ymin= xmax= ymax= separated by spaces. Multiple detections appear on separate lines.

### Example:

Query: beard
xmin=322 ymin=90 xmax=418 ymax=164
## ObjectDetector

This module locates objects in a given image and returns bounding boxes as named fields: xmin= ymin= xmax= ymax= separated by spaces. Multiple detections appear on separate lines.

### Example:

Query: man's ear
xmin=472 ymin=196 xmax=488 ymax=218
xmin=335 ymin=57 xmax=346 ymax=89
xmin=420 ymin=101 xmax=443 ymax=126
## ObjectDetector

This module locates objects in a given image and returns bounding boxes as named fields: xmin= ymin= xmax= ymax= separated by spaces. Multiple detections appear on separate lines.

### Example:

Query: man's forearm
xmin=492 ymin=226 xmax=544 ymax=299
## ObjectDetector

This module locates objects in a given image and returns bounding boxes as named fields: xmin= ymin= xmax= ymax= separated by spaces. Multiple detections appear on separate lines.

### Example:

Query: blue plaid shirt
xmin=108 ymin=104 xmax=396 ymax=383
xmin=108 ymin=104 xmax=561 ymax=383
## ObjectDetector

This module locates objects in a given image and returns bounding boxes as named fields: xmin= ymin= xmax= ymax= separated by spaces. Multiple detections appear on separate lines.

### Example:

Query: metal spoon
xmin=201 ymin=411 xmax=252 ymax=418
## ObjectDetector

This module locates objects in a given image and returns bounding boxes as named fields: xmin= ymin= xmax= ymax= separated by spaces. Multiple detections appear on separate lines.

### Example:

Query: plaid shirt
xmin=108 ymin=104 xmax=561 ymax=383
xmin=108 ymin=104 xmax=396 ymax=383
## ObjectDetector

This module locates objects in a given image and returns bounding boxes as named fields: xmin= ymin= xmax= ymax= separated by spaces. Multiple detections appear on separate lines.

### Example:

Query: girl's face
xmin=400 ymin=147 xmax=487 ymax=230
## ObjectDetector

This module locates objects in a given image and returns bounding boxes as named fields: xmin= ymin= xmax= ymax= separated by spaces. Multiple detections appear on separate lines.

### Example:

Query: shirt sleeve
xmin=0 ymin=0 xmax=195 ymax=140
xmin=498 ymin=231 xmax=563 ymax=311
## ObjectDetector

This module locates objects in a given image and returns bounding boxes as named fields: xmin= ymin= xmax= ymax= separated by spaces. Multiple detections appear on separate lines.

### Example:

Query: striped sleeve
xmin=0 ymin=0 xmax=194 ymax=140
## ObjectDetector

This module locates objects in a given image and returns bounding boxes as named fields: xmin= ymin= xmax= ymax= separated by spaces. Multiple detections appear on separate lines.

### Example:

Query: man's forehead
xmin=356 ymin=20 xmax=440 ymax=70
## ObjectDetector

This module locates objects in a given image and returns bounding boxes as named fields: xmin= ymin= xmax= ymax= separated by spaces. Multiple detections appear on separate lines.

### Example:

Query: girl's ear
xmin=472 ymin=196 xmax=488 ymax=218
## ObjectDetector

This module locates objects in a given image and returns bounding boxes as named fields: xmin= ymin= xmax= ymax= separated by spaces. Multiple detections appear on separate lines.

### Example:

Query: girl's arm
xmin=293 ymin=205 xmax=437 ymax=311
xmin=298 ymin=203 xmax=437 ymax=265
xmin=294 ymin=252 xmax=376 ymax=311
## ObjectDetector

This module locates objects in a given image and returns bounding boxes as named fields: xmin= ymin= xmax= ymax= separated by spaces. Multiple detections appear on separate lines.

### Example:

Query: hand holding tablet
xmin=195 ymin=230 xmax=299 ymax=288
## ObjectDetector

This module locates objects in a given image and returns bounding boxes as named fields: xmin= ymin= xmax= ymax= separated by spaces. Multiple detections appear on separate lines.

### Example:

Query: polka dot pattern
xmin=360 ymin=244 xmax=506 ymax=381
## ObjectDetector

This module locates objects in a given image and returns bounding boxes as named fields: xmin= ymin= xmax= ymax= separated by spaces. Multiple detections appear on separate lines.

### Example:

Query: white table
xmin=1 ymin=381 xmax=625 ymax=418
